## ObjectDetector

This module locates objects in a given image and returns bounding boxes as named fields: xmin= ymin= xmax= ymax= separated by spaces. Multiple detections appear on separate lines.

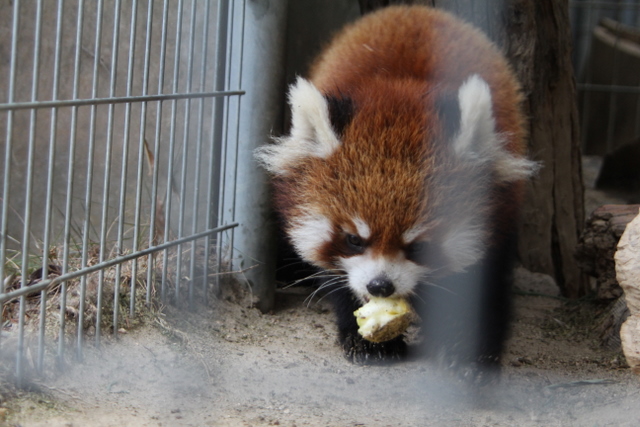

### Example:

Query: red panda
xmin=256 ymin=6 xmax=538 ymax=369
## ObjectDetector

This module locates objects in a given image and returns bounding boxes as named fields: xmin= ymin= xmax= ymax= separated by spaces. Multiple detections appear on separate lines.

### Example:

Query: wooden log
xmin=614 ymin=208 xmax=640 ymax=373
xmin=576 ymin=204 xmax=640 ymax=299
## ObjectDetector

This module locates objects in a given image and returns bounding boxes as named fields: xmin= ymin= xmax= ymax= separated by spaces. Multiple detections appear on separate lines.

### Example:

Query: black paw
xmin=432 ymin=350 xmax=502 ymax=387
xmin=341 ymin=333 xmax=408 ymax=365
xmin=453 ymin=361 xmax=501 ymax=388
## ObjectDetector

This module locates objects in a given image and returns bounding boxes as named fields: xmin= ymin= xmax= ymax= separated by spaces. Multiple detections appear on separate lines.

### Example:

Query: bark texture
xmin=359 ymin=0 xmax=587 ymax=297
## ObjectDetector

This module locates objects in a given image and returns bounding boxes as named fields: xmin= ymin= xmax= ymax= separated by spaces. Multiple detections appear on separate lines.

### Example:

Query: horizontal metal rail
xmin=0 ymin=222 xmax=238 ymax=304
xmin=570 ymin=1 xmax=640 ymax=8
xmin=578 ymin=83 xmax=640 ymax=93
xmin=0 ymin=90 xmax=245 ymax=112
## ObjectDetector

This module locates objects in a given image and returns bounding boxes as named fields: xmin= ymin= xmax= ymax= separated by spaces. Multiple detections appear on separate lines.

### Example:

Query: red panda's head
xmin=256 ymin=76 xmax=537 ymax=303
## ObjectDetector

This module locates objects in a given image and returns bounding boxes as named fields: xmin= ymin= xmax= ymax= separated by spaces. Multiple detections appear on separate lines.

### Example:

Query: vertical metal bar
xmin=78 ymin=0 xmax=105 ymax=359
xmin=1 ymin=0 xmax=20 ymax=379
xmin=113 ymin=0 xmax=137 ymax=337
xmin=204 ymin=0 xmax=229 ymax=300
xmin=223 ymin=0 xmax=247 ymax=273
xmin=131 ymin=0 xmax=154 ymax=316
xmin=95 ymin=2 xmax=122 ymax=344
xmin=629 ymin=4 xmax=640 ymax=137
xmin=147 ymin=0 xmax=170 ymax=305
xmin=635 ymin=82 xmax=640 ymax=138
xmin=605 ymin=25 xmax=622 ymax=153
xmin=59 ymin=0 xmax=85 ymax=365
xmin=177 ymin=0 xmax=198 ymax=307
xmin=230 ymin=0 xmax=288 ymax=312
xmin=189 ymin=0 xmax=213 ymax=306
xmin=215 ymin=0 xmax=238 ymax=289
xmin=0 ymin=0 xmax=21 ymax=301
xmin=215 ymin=0 xmax=235 ymax=294
xmin=98 ymin=0 xmax=122 ymax=343
xmin=38 ymin=0 xmax=66 ymax=374
xmin=161 ymin=0 xmax=185 ymax=302
xmin=579 ymin=0 xmax=597 ymax=151
xmin=18 ymin=0 xmax=44 ymax=384
xmin=228 ymin=0 xmax=247 ymax=262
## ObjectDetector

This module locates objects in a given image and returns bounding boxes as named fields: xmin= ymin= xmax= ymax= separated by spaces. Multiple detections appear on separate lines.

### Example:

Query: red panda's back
xmin=308 ymin=5 xmax=526 ymax=157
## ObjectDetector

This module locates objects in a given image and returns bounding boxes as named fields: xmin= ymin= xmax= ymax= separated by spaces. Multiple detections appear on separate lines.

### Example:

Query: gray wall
xmin=0 ymin=1 xmax=220 ymax=255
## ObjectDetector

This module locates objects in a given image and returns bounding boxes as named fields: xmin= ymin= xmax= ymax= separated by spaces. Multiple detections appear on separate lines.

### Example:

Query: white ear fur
xmin=454 ymin=74 xmax=497 ymax=158
xmin=454 ymin=74 xmax=539 ymax=182
xmin=255 ymin=77 xmax=341 ymax=175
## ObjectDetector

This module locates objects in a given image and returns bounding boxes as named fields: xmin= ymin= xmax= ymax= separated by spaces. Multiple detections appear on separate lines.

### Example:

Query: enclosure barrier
xmin=570 ymin=0 xmax=640 ymax=155
xmin=0 ymin=0 xmax=247 ymax=385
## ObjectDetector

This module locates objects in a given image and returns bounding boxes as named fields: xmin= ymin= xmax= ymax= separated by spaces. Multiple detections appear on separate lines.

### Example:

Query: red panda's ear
xmin=453 ymin=74 xmax=497 ymax=158
xmin=453 ymin=74 xmax=539 ymax=182
xmin=255 ymin=77 xmax=342 ymax=175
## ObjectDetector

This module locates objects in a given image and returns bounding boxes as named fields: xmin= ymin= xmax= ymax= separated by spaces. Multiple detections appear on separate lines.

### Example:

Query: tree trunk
xmin=359 ymin=0 xmax=587 ymax=297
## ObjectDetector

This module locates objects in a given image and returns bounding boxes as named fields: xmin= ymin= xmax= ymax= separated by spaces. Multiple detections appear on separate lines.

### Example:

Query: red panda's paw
xmin=449 ymin=359 xmax=502 ymax=389
xmin=341 ymin=333 xmax=408 ymax=365
xmin=430 ymin=349 xmax=502 ymax=387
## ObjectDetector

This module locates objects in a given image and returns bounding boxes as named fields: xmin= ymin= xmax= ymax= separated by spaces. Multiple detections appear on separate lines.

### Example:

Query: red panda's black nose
xmin=366 ymin=276 xmax=395 ymax=297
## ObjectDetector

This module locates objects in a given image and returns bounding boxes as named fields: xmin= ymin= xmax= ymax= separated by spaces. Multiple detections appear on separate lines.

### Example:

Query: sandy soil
xmin=2 ymin=266 xmax=640 ymax=427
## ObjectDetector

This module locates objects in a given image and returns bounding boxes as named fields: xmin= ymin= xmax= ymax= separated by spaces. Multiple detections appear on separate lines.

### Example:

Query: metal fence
xmin=571 ymin=0 xmax=640 ymax=155
xmin=0 ymin=0 xmax=246 ymax=384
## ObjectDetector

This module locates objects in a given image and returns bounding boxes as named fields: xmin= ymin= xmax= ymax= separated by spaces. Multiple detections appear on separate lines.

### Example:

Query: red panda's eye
xmin=345 ymin=234 xmax=365 ymax=253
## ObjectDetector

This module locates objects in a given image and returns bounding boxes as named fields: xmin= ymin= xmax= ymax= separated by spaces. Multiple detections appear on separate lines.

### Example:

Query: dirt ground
xmin=2 ymin=157 xmax=640 ymax=426
xmin=2 ymin=270 xmax=640 ymax=427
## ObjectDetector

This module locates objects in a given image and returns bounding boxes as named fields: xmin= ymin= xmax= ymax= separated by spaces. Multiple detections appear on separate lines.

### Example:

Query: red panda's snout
xmin=366 ymin=276 xmax=395 ymax=298
xmin=282 ymin=208 xmax=437 ymax=302
xmin=279 ymin=209 xmax=433 ymax=302
xmin=339 ymin=248 xmax=428 ymax=302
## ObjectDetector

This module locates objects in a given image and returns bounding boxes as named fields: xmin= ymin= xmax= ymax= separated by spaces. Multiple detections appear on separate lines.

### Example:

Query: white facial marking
xmin=288 ymin=212 xmax=333 ymax=264
xmin=339 ymin=251 xmax=427 ymax=300
xmin=353 ymin=217 xmax=371 ymax=240
xmin=254 ymin=77 xmax=341 ymax=175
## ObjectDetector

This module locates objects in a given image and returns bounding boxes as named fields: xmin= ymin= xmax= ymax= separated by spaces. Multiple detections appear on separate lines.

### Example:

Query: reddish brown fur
xmin=275 ymin=6 xmax=528 ymax=271
xmin=309 ymin=6 xmax=526 ymax=155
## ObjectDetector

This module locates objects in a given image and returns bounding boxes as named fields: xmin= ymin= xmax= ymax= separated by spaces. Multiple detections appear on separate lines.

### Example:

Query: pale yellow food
xmin=354 ymin=297 xmax=415 ymax=343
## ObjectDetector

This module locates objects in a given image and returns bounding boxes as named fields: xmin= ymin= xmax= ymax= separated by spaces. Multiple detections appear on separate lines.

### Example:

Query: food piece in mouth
xmin=354 ymin=297 xmax=415 ymax=343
